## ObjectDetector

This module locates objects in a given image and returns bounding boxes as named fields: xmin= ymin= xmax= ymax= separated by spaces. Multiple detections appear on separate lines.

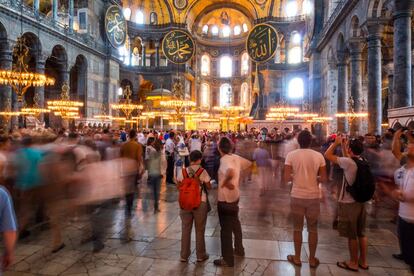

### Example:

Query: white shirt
xmin=337 ymin=157 xmax=358 ymax=203
xmin=189 ymin=138 xmax=202 ymax=152
xmin=165 ymin=138 xmax=175 ymax=154
xmin=176 ymin=165 xmax=210 ymax=202
xmin=394 ymin=166 xmax=414 ymax=223
xmin=285 ymin=149 xmax=326 ymax=199
xmin=218 ymin=154 xmax=241 ymax=203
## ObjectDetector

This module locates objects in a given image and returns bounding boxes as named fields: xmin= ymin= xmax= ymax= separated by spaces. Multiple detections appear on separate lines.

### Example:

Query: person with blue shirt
xmin=0 ymin=186 xmax=17 ymax=272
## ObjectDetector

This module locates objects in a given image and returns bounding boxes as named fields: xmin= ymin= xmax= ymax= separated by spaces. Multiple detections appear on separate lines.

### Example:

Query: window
xmin=286 ymin=0 xmax=298 ymax=17
xmin=123 ymin=7 xmax=131 ymax=20
xmin=78 ymin=10 xmax=87 ymax=31
xmin=220 ymin=56 xmax=232 ymax=78
xmin=288 ymin=77 xmax=304 ymax=99
xmin=303 ymin=0 xmax=312 ymax=15
xmin=202 ymin=25 xmax=209 ymax=34
xmin=288 ymin=32 xmax=302 ymax=64
xmin=241 ymin=82 xmax=249 ymax=108
xmin=118 ymin=45 xmax=130 ymax=65
xmin=211 ymin=25 xmax=219 ymax=36
xmin=241 ymin=52 xmax=249 ymax=75
xmin=132 ymin=47 xmax=140 ymax=66
xmin=200 ymin=83 xmax=210 ymax=107
xmin=135 ymin=10 xmax=144 ymax=24
xmin=150 ymin=12 xmax=158 ymax=25
xmin=222 ymin=25 xmax=231 ymax=37
xmin=234 ymin=25 xmax=241 ymax=36
xmin=242 ymin=23 xmax=248 ymax=33
xmin=201 ymin=54 xmax=210 ymax=76
xmin=220 ymin=84 xmax=232 ymax=107
xmin=292 ymin=33 xmax=301 ymax=44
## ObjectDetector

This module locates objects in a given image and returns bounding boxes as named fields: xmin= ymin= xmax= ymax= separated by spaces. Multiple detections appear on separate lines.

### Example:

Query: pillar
xmin=155 ymin=41 xmax=160 ymax=67
xmin=52 ymin=0 xmax=58 ymax=23
xmin=284 ymin=33 xmax=291 ymax=64
xmin=326 ymin=62 xmax=338 ymax=134
xmin=34 ymin=0 xmax=40 ymax=16
xmin=141 ymin=41 xmax=146 ymax=67
xmin=348 ymin=41 xmax=363 ymax=134
xmin=337 ymin=51 xmax=348 ymax=133
xmin=35 ymin=59 xmax=46 ymax=122
xmin=367 ymin=25 xmax=383 ymax=135
xmin=0 ymin=44 xmax=12 ymax=129
xmin=393 ymin=0 xmax=412 ymax=107
xmin=388 ymin=73 xmax=394 ymax=109
xmin=68 ymin=0 xmax=74 ymax=34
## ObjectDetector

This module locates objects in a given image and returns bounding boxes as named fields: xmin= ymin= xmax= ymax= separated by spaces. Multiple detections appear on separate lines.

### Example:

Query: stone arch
xmin=327 ymin=46 xmax=337 ymax=66
xmin=350 ymin=16 xmax=361 ymax=38
xmin=367 ymin=0 xmax=392 ymax=19
xmin=336 ymin=33 xmax=347 ymax=60
xmin=70 ymin=55 xmax=88 ymax=116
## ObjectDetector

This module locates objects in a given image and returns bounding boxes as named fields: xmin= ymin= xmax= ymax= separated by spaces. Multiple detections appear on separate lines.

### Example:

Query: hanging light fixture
xmin=47 ymin=82 xmax=83 ymax=118
xmin=20 ymin=92 xmax=51 ymax=116
xmin=111 ymin=85 xmax=143 ymax=119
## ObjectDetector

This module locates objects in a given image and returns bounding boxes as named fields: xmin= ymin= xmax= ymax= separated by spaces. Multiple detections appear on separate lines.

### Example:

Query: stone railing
xmin=317 ymin=0 xmax=347 ymax=41
xmin=0 ymin=0 xmax=108 ymax=54
xmin=120 ymin=63 xmax=195 ymax=76
xmin=255 ymin=15 xmax=306 ymax=24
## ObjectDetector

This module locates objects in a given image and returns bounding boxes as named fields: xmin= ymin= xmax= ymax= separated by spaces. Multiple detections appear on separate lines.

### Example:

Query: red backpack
xmin=178 ymin=167 xmax=204 ymax=210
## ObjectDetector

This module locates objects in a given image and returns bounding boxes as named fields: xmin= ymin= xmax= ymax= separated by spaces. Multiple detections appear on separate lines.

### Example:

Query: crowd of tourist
xmin=0 ymin=125 xmax=413 ymax=273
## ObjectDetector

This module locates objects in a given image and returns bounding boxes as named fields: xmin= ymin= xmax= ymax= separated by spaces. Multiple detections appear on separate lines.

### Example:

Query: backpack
xmin=178 ymin=167 xmax=204 ymax=210
xmin=344 ymin=157 xmax=376 ymax=203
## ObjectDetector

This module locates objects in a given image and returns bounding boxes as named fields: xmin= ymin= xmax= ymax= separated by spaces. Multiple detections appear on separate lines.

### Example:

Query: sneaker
xmin=180 ymin=257 xmax=188 ymax=262
xmin=213 ymin=258 xmax=233 ymax=267
xmin=392 ymin=254 xmax=404 ymax=261
xmin=234 ymin=250 xmax=245 ymax=257
xmin=197 ymin=254 xmax=209 ymax=262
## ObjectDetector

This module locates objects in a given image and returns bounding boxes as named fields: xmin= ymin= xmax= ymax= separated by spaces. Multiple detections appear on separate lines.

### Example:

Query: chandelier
xmin=266 ymin=100 xmax=300 ymax=121
xmin=93 ymin=103 xmax=112 ymax=120
xmin=47 ymin=82 xmax=83 ymax=118
xmin=0 ymin=37 xmax=55 ymax=102
xmin=111 ymin=85 xmax=143 ymax=118
xmin=335 ymin=96 xmax=368 ymax=119
xmin=20 ymin=93 xmax=51 ymax=116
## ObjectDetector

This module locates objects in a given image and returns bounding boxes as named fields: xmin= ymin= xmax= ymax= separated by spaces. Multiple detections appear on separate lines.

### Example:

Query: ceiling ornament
xmin=174 ymin=0 xmax=188 ymax=10
xmin=162 ymin=30 xmax=195 ymax=64
xmin=246 ymin=23 xmax=278 ymax=63
xmin=105 ymin=5 xmax=127 ymax=49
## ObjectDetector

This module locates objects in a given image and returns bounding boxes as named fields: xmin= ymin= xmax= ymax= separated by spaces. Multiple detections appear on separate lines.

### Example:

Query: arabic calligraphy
xmin=247 ymin=24 xmax=278 ymax=63
xmin=105 ymin=5 xmax=127 ymax=49
xmin=162 ymin=30 xmax=195 ymax=64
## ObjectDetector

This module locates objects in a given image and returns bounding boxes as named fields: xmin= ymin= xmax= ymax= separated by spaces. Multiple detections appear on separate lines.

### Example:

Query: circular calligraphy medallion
xmin=174 ymin=0 xmax=188 ymax=10
xmin=246 ymin=23 xmax=278 ymax=63
xmin=162 ymin=30 xmax=195 ymax=64
xmin=105 ymin=5 xmax=127 ymax=49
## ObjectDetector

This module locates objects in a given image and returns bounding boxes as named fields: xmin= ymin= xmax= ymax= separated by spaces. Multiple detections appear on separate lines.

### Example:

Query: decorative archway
xmin=70 ymin=55 xmax=88 ymax=116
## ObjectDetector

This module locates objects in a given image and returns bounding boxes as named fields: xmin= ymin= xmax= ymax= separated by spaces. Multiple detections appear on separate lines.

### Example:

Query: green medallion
xmin=246 ymin=23 xmax=278 ymax=63
xmin=105 ymin=5 xmax=127 ymax=49
xmin=162 ymin=30 xmax=195 ymax=64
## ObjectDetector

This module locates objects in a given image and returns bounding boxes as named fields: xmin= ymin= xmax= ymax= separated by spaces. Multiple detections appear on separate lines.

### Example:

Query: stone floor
xmin=3 ymin=172 xmax=413 ymax=276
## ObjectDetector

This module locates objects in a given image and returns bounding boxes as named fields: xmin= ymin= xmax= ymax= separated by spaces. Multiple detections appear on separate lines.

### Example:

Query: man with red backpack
xmin=176 ymin=150 xmax=211 ymax=263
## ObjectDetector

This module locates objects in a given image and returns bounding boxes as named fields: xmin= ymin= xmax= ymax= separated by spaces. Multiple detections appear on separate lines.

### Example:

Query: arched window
xmin=241 ymin=82 xmax=249 ymax=108
xmin=150 ymin=12 xmax=158 ymax=25
xmin=211 ymin=25 xmax=219 ymax=36
xmin=222 ymin=25 xmax=231 ymax=37
xmin=241 ymin=52 xmax=249 ymax=75
xmin=135 ymin=10 xmax=144 ymax=24
xmin=220 ymin=84 xmax=232 ymax=107
xmin=286 ymin=0 xmax=298 ymax=17
xmin=202 ymin=25 xmax=209 ymax=34
xmin=132 ymin=47 xmax=140 ymax=66
xmin=201 ymin=54 xmax=210 ymax=76
xmin=288 ymin=77 xmax=304 ymax=99
xmin=302 ymin=0 xmax=312 ymax=15
xmin=288 ymin=32 xmax=302 ymax=64
xmin=220 ymin=56 xmax=232 ymax=78
xmin=200 ymin=83 xmax=210 ymax=107
xmin=123 ymin=8 xmax=131 ymax=20
xmin=234 ymin=25 xmax=241 ymax=36
xmin=242 ymin=23 xmax=248 ymax=33
xmin=118 ymin=45 xmax=130 ymax=65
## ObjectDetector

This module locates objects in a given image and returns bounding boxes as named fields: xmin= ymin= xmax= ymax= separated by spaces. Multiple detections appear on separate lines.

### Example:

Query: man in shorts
xmin=284 ymin=130 xmax=327 ymax=268
xmin=325 ymin=135 xmax=369 ymax=272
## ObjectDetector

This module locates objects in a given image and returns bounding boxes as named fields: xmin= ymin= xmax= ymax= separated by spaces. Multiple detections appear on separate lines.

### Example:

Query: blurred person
xmin=146 ymin=137 xmax=163 ymax=213
xmin=388 ymin=146 xmax=414 ymax=273
xmin=284 ymin=130 xmax=327 ymax=268
xmin=325 ymin=136 xmax=370 ymax=272
xmin=176 ymin=150 xmax=211 ymax=263
xmin=0 ymin=185 xmax=17 ymax=272
xmin=165 ymin=131 xmax=176 ymax=185
xmin=253 ymin=142 xmax=271 ymax=195
xmin=202 ymin=136 xmax=219 ymax=182
xmin=214 ymin=137 xmax=246 ymax=267
xmin=189 ymin=134 xmax=202 ymax=152
xmin=120 ymin=129 xmax=143 ymax=218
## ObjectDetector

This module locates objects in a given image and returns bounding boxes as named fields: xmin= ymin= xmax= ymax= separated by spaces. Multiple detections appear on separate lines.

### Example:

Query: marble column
xmin=141 ymin=41 xmax=146 ymax=67
xmin=0 ymin=44 xmax=12 ymax=129
xmin=388 ymin=73 xmax=394 ymax=109
xmin=367 ymin=25 xmax=383 ymax=135
xmin=155 ymin=42 xmax=160 ymax=67
xmin=337 ymin=52 xmax=348 ymax=133
xmin=284 ymin=34 xmax=290 ymax=64
xmin=33 ymin=0 xmax=39 ymax=16
xmin=52 ymin=0 xmax=58 ymax=23
xmin=392 ymin=0 xmax=412 ymax=107
xmin=35 ymin=59 xmax=46 ymax=122
xmin=349 ymin=41 xmax=363 ymax=134
xmin=68 ymin=0 xmax=74 ymax=34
